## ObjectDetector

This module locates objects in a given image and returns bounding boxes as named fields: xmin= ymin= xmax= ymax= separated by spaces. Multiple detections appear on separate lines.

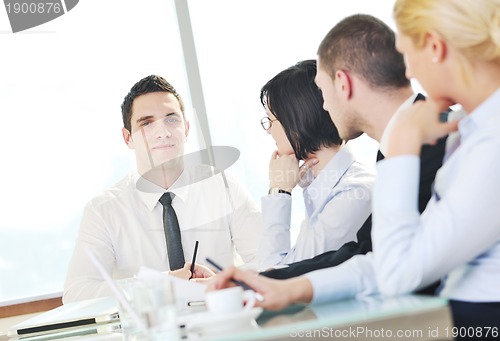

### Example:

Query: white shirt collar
xmin=458 ymin=87 xmax=500 ymax=141
xmin=304 ymin=145 xmax=356 ymax=206
xmin=133 ymin=168 xmax=191 ymax=212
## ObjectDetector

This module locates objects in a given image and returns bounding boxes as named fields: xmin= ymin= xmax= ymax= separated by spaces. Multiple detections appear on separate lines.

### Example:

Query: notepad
xmin=136 ymin=266 xmax=206 ymax=314
xmin=7 ymin=296 xmax=119 ymax=338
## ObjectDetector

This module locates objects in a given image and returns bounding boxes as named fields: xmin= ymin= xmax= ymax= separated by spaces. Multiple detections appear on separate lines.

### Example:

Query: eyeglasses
xmin=260 ymin=116 xmax=277 ymax=130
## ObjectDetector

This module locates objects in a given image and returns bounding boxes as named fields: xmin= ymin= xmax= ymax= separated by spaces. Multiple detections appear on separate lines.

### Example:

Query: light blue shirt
xmin=306 ymin=88 xmax=500 ymax=304
xmin=373 ymin=88 xmax=500 ymax=302
xmin=258 ymin=145 xmax=374 ymax=271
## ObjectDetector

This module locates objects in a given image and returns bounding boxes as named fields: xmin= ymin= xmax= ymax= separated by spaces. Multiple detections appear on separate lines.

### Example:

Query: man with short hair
xmin=64 ymin=75 xmax=261 ymax=303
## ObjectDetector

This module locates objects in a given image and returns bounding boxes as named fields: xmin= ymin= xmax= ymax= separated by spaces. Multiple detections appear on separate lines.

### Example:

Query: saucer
xmin=185 ymin=307 xmax=263 ymax=334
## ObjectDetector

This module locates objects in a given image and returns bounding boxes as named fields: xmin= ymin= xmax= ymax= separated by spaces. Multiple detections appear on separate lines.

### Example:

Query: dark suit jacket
xmin=262 ymin=96 xmax=447 ymax=295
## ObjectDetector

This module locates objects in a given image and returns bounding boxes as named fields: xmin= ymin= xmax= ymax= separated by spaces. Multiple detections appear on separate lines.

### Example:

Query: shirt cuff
xmin=304 ymin=254 xmax=378 ymax=305
xmin=261 ymin=194 xmax=292 ymax=228
xmin=374 ymin=155 xmax=420 ymax=215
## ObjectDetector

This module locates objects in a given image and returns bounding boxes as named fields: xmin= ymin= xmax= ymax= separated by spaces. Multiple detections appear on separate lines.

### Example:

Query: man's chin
xmin=341 ymin=130 xmax=363 ymax=142
xmin=154 ymin=156 xmax=184 ymax=169
xmin=139 ymin=155 xmax=184 ymax=173
xmin=138 ymin=156 xmax=185 ymax=188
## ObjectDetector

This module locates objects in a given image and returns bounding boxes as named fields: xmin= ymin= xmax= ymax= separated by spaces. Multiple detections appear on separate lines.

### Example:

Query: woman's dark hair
xmin=260 ymin=60 xmax=342 ymax=160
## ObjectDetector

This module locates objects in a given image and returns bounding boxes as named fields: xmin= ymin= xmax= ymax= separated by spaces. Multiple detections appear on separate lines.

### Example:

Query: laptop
xmin=7 ymin=296 xmax=119 ymax=339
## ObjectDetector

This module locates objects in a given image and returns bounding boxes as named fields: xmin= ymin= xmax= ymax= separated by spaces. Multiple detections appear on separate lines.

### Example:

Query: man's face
xmin=122 ymin=92 xmax=189 ymax=175
xmin=315 ymin=59 xmax=361 ymax=141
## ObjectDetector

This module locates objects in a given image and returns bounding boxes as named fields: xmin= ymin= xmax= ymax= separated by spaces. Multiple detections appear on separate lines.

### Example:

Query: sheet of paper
xmin=136 ymin=266 xmax=206 ymax=311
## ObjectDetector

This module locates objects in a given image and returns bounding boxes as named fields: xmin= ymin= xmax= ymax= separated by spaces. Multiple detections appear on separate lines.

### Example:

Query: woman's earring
xmin=432 ymin=56 xmax=438 ymax=63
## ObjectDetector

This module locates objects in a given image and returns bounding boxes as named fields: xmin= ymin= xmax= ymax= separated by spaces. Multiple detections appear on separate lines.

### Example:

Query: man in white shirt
xmin=209 ymin=14 xmax=446 ymax=310
xmin=64 ymin=75 xmax=261 ymax=303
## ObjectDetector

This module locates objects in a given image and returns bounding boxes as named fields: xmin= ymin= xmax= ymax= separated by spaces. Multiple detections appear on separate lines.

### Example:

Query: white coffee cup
xmin=205 ymin=287 xmax=256 ymax=315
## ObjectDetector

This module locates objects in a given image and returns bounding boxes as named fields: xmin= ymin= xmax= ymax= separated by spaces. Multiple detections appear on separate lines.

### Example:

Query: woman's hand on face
xmin=298 ymin=157 xmax=319 ymax=187
xmin=269 ymin=151 xmax=318 ymax=190
xmin=269 ymin=151 xmax=300 ymax=191
xmin=382 ymin=99 xmax=459 ymax=157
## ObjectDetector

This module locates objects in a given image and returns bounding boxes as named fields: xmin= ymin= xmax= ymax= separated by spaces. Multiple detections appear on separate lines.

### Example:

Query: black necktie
xmin=159 ymin=192 xmax=185 ymax=270
xmin=376 ymin=150 xmax=385 ymax=162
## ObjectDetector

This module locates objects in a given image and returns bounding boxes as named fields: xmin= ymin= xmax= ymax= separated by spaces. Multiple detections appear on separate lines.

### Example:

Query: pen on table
xmin=188 ymin=240 xmax=199 ymax=280
xmin=187 ymin=300 xmax=205 ymax=307
xmin=205 ymin=257 xmax=265 ymax=302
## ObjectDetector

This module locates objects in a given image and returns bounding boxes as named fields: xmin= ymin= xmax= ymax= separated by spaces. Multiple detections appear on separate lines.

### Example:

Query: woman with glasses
xmin=258 ymin=59 xmax=374 ymax=271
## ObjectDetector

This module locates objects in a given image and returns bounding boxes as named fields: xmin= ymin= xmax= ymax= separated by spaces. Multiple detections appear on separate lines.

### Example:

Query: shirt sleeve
xmin=63 ymin=202 xmax=115 ymax=303
xmin=305 ymin=253 xmax=379 ymax=304
xmin=372 ymin=139 xmax=500 ymax=296
xmin=258 ymin=194 xmax=293 ymax=271
xmin=284 ymin=184 xmax=372 ymax=264
xmin=225 ymin=174 xmax=262 ymax=270
xmin=259 ymin=166 xmax=373 ymax=270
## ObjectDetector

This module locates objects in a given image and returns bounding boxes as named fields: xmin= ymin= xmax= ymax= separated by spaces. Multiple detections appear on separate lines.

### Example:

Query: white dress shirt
xmin=306 ymin=89 xmax=500 ymax=304
xmin=63 ymin=165 xmax=261 ymax=303
xmin=258 ymin=145 xmax=374 ymax=271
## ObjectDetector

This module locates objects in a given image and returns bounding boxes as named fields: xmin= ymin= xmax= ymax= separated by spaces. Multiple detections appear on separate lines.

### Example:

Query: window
xmin=0 ymin=0 xmax=193 ymax=300
xmin=186 ymin=0 xmax=387 ymax=241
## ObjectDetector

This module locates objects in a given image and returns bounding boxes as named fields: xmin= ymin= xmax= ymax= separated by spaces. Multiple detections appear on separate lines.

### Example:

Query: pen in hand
xmin=205 ymin=257 xmax=264 ymax=302
xmin=188 ymin=240 xmax=199 ymax=280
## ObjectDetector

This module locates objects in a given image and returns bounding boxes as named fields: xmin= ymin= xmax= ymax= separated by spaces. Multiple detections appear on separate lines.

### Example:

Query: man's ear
xmin=184 ymin=120 xmax=190 ymax=142
xmin=122 ymin=127 xmax=134 ymax=149
xmin=335 ymin=69 xmax=353 ymax=99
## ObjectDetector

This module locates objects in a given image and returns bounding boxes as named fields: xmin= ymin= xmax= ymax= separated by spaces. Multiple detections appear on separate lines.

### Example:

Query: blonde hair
xmin=394 ymin=0 xmax=500 ymax=64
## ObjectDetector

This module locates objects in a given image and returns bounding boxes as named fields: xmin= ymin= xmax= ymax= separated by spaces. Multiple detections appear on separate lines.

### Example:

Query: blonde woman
xmin=373 ymin=0 xmax=500 ymax=331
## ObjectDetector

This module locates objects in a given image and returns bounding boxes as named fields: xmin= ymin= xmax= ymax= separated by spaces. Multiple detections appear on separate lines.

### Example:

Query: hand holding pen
xmin=206 ymin=259 xmax=313 ymax=311
xmin=206 ymin=258 xmax=265 ymax=302
xmin=188 ymin=241 xmax=199 ymax=280
xmin=169 ymin=241 xmax=215 ymax=280
xmin=184 ymin=241 xmax=215 ymax=280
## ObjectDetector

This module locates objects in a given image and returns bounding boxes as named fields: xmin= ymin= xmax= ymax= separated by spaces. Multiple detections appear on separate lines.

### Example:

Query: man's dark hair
xmin=260 ymin=60 xmax=342 ymax=160
xmin=317 ymin=14 xmax=410 ymax=90
xmin=121 ymin=75 xmax=185 ymax=131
